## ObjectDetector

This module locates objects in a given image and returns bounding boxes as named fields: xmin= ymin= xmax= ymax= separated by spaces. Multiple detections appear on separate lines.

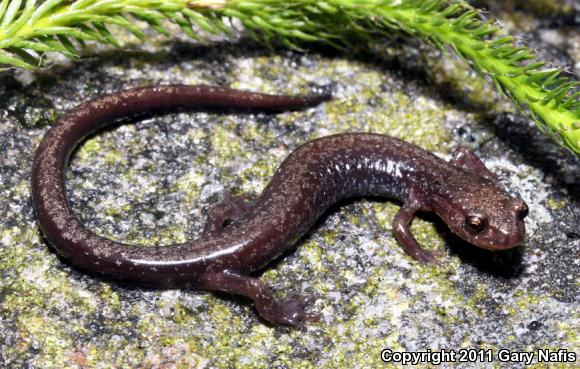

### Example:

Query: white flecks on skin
xmin=34 ymin=87 xmax=526 ymax=315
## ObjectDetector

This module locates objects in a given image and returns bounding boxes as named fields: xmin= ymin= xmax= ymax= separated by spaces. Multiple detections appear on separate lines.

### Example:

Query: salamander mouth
xmin=441 ymin=219 xmax=525 ymax=251
xmin=470 ymin=229 xmax=524 ymax=251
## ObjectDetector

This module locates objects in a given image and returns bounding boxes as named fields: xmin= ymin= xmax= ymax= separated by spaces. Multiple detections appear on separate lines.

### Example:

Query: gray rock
xmin=0 ymin=5 xmax=578 ymax=369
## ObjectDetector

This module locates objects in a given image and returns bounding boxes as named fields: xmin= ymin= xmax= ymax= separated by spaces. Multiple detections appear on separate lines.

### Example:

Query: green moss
xmin=301 ymin=239 xmax=324 ymax=272
xmin=546 ymin=197 xmax=567 ymax=210
xmin=104 ymin=149 xmax=127 ymax=166
xmin=240 ymin=158 xmax=277 ymax=189
xmin=210 ymin=122 xmax=247 ymax=162
xmin=10 ymin=179 xmax=30 ymax=198
xmin=241 ymin=120 xmax=276 ymax=142
xmin=322 ymin=81 xmax=452 ymax=152
xmin=372 ymin=202 xmax=401 ymax=230
xmin=528 ymin=363 xmax=575 ymax=369
xmin=75 ymin=136 xmax=103 ymax=161
xmin=175 ymin=169 xmax=205 ymax=203
xmin=555 ymin=322 xmax=578 ymax=353
xmin=0 ymin=226 xmax=105 ymax=367
xmin=99 ymin=285 xmax=121 ymax=312
xmin=321 ymin=229 xmax=337 ymax=245
xmin=103 ymin=203 xmax=132 ymax=220
xmin=513 ymin=289 xmax=545 ymax=311
xmin=15 ymin=313 xmax=72 ymax=367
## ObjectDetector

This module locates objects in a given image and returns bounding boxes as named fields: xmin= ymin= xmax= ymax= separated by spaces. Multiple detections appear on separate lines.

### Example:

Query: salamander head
xmin=430 ymin=179 xmax=528 ymax=250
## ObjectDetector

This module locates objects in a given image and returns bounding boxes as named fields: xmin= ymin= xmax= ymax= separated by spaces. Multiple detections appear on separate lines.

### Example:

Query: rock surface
xmin=0 ymin=2 xmax=578 ymax=368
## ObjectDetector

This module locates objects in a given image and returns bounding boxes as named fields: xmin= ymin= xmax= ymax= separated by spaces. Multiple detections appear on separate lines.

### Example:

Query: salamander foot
xmin=258 ymin=293 xmax=320 ymax=328
xmin=199 ymin=271 xmax=320 ymax=328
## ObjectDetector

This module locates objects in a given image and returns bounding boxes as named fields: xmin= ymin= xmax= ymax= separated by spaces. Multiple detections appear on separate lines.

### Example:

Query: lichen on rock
xmin=0 ymin=5 xmax=578 ymax=368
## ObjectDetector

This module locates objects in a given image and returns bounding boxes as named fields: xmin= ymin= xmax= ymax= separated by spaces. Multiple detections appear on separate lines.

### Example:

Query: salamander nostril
xmin=517 ymin=201 xmax=529 ymax=219
xmin=511 ymin=199 xmax=528 ymax=219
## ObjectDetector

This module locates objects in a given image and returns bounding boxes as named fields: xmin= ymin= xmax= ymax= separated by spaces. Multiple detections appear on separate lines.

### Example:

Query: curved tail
xmin=30 ymin=85 xmax=330 ymax=284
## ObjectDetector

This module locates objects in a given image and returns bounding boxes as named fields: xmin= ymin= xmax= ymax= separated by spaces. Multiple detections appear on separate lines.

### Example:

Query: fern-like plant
xmin=0 ymin=0 xmax=579 ymax=155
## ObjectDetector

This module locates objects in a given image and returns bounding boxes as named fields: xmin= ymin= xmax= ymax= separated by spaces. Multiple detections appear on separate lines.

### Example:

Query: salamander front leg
xmin=450 ymin=147 xmax=500 ymax=185
xmin=202 ymin=193 xmax=255 ymax=237
xmin=392 ymin=204 xmax=441 ymax=265
xmin=199 ymin=270 xmax=320 ymax=328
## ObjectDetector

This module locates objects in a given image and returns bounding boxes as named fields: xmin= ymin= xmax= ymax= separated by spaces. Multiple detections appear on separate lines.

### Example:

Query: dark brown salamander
xmin=31 ymin=85 xmax=529 ymax=327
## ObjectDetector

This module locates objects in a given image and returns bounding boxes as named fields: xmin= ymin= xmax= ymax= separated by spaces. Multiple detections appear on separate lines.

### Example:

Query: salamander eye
xmin=465 ymin=215 xmax=485 ymax=233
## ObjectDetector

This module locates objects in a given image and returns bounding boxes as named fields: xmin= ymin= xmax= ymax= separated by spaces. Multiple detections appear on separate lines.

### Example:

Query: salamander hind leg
xmin=199 ymin=271 xmax=320 ymax=328
xmin=202 ymin=192 xmax=255 ymax=237
xmin=392 ymin=203 xmax=442 ymax=265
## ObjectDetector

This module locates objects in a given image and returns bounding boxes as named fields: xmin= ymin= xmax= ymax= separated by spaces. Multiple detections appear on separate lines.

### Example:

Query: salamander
xmin=31 ymin=85 xmax=528 ymax=327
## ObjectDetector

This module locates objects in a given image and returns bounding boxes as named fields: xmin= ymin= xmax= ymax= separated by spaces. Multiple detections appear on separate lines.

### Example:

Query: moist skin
xmin=31 ymin=85 xmax=528 ymax=327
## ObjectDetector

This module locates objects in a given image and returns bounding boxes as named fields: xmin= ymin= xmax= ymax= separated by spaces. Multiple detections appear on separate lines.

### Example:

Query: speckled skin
xmin=31 ymin=85 xmax=528 ymax=327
